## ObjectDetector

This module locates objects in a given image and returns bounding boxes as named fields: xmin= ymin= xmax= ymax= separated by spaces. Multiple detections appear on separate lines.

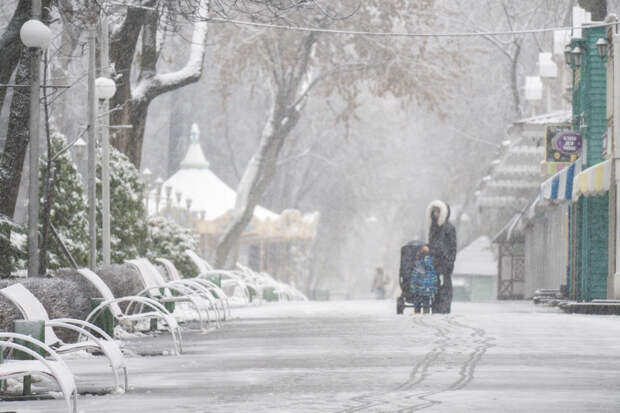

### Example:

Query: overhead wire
xmin=207 ymin=17 xmax=615 ymax=38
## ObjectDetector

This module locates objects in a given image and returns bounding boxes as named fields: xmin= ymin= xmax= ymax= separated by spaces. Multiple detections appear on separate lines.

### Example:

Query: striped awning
xmin=540 ymin=160 xmax=581 ymax=202
xmin=573 ymin=159 xmax=612 ymax=199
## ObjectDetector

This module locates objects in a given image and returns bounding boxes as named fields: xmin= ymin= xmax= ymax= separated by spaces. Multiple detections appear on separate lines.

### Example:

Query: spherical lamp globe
xmin=95 ymin=77 xmax=117 ymax=100
xmin=20 ymin=19 xmax=53 ymax=49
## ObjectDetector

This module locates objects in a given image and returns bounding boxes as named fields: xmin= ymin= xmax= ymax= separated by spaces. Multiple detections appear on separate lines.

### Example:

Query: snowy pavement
xmin=3 ymin=300 xmax=620 ymax=412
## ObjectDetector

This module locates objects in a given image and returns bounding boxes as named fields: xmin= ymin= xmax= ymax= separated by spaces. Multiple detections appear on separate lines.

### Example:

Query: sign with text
xmin=554 ymin=131 xmax=582 ymax=154
xmin=545 ymin=124 xmax=581 ymax=163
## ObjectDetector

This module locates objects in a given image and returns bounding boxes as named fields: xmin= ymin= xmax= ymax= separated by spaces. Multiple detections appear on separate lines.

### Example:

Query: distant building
xmin=452 ymin=236 xmax=497 ymax=301
xmin=149 ymin=123 xmax=319 ymax=283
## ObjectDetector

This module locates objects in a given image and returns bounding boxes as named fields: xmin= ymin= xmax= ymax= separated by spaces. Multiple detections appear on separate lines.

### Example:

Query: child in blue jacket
xmin=410 ymin=245 xmax=439 ymax=314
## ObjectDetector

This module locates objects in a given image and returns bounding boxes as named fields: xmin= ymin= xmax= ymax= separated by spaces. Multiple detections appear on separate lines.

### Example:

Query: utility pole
xmin=27 ymin=0 xmax=42 ymax=278
xmin=87 ymin=2 xmax=97 ymax=269
xmin=101 ymin=11 xmax=111 ymax=266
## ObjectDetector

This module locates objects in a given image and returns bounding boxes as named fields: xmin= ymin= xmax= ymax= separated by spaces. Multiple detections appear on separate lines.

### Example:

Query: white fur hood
xmin=426 ymin=200 xmax=450 ymax=227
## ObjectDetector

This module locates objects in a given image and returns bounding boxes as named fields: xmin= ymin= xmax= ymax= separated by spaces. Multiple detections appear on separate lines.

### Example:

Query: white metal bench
xmin=126 ymin=258 xmax=215 ymax=331
xmin=156 ymin=258 xmax=229 ymax=322
xmin=77 ymin=268 xmax=183 ymax=355
xmin=185 ymin=250 xmax=255 ymax=305
xmin=0 ymin=284 xmax=127 ymax=391
xmin=0 ymin=332 xmax=78 ymax=413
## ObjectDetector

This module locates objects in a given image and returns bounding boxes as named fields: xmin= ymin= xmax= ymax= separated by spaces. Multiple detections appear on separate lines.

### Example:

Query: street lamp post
xmin=96 ymin=11 xmax=116 ymax=266
xmin=142 ymin=168 xmax=153 ymax=212
xmin=87 ymin=5 xmax=97 ymax=270
xmin=185 ymin=198 xmax=193 ymax=227
xmin=175 ymin=191 xmax=182 ymax=224
xmin=95 ymin=64 xmax=116 ymax=266
xmin=73 ymin=138 xmax=87 ymax=170
xmin=164 ymin=184 xmax=172 ymax=217
xmin=154 ymin=177 xmax=164 ymax=214
xmin=20 ymin=0 xmax=53 ymax=278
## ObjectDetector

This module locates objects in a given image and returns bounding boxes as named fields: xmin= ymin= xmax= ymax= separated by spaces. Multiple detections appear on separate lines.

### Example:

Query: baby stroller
xmin=396 ymin=240 xmax=425 ymax=314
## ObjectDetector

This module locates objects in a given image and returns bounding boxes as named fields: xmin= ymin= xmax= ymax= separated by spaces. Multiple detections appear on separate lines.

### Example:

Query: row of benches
xmin=0 ymin=251 xmax=307 ymax=412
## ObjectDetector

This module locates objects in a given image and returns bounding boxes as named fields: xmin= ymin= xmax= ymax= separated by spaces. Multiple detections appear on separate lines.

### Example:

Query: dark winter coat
xmin=427 ymin=201 xmax=457 ymax=277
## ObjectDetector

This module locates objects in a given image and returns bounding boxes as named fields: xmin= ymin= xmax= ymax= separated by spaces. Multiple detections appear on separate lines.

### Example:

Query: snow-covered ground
xmin=4 ymin=300 xmax=620 ymax=412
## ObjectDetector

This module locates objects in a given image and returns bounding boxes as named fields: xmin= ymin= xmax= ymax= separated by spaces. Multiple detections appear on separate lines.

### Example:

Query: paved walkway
xmin=4 ymin=300 xmax=620 ymax=412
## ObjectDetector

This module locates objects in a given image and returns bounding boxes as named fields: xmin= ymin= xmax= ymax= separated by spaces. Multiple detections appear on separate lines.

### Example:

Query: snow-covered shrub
xmin=40 ymin=132 xmax=89 ymax=269
xmin=0 ymin=278 xmax=91 ymax=338
xmin=96 ymin=146 xmax=148 ymax=263
xmin=0 ymin=214 xmax=26 ymax=276
xmin=91 ymin=264 xmax=145 ymax=299
xmin=145 ymin=216 xmax=199 ymax=278
xmin=56 ymin=264 xmax=144 ymax=303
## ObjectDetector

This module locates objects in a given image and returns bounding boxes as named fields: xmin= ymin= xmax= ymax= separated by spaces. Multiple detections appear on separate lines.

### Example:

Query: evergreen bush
xmin=0 ymin=214 xmax=26 ymax=276
xmin=40 ymin=132 xmax=89 ymax=269
xmin=145 ymin=215 xmax=200 ymax=277
xmin=96 ymin=145 xmax=148 ymax=263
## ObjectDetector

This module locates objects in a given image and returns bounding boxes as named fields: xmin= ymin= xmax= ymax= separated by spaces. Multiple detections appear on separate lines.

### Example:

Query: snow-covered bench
xmin=0 ymin=332 xmax=78 ymax=413
xmin=237 ymin=263 xmax=308 ymax=302
xmin=156 ymin=257 xmax=229 ymax=322
xmin=0 ymin=283 xmax=127 ymax=391
xmin=185 ymin=249 xmax=214 ymax=272
xmin=126 ymin=258 xmax=216 ymax=331
xmin=185 ymin=250 xmax=254 ymax=305
xmin=77 ymin=268 xmax=183 ymax=355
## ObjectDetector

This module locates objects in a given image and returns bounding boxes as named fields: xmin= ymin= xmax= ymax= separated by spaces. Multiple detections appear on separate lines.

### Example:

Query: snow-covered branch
xmin=132 ymin=0 xmax=210 ymax=103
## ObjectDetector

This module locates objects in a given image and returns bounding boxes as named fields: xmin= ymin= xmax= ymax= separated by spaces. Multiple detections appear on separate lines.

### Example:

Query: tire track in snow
xmin=336 ymin=315 xmax=494 ymax=413
xmin=396 ymin=316 xmax=495 ymax=412
xmin=335 ymin=316 xmax=452 ymax=413
xmin=446 ymin=317 xmax=495 ymax=391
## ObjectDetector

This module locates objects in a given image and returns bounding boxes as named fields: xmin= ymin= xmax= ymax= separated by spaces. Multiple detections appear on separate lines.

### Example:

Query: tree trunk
xmin=110 ymin=1 xmax=209 ymax=167
xmin=0 ymin=0 xmax=30 ymax=115
xmin=510 ymin=40 xmax=522 ymax=119
xmin=214 ymin=100 xmax=300 ymax=268
xmin=109 ymin=6 xmax=145 ymax=164
xmin=0 ymin=47 xmax=32 ymax=218
xmin=51 ymin=0 xmax=82 ymax=134
xmin=0 ymin=0 xmax=51 ymax=219
xmin=167 ymin=90 xmax=189 ymax=177
xmin=578 ymin=0 xmax=607 ymax=21
xmin=214 ymin=31 xmax=317 ymax=269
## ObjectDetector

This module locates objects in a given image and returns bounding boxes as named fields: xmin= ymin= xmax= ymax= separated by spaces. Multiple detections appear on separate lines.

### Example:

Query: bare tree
xmin=452 ymin=0 xmax=569 ymax=118
xmin=0 ymin=0 xmax=51 ymax=219
xmin=109 ymin=0 xmax=209 ymax=167
xmin=50 ymin=0 xmax=83 ymax=133
xmin=212 ymin=0 xmax=467 ymax=267
xmin=0 ymin=0 xmax=28 ymax=113
xmin=578 ymin=0 xmax=607 ymax=20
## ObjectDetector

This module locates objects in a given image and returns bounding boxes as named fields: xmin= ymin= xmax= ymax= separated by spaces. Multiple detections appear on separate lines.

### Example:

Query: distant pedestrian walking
xmin=410 ymin=245 xmax=438 ymax=314
xmin=426 ymin=200 xmax=457 ymax=314
xmin=371 ymin=267 xmax=389 ymax=299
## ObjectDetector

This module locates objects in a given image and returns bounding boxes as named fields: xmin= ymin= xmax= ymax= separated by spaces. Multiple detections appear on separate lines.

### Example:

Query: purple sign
xmin=553 ymin=132 xmax=582 ymax=154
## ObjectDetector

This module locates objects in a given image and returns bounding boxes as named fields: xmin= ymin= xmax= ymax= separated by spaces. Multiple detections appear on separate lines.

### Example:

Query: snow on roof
xmin=508 ymin=110 xmax=572 ymax=138
xmin=180 ymin=124 xmax=210 ymax=169
xmin=152 ymin=124 xmax=278 ymax=221
xmin=453 ymin=236 xmax=497 ymax=277
xmin=513 ymin=110 xmax=572 ymax=126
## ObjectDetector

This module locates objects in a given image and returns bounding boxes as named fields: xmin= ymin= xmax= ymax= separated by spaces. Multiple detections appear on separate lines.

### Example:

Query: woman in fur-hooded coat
xmin=426 ymin=200 xmax=457 ymax=313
